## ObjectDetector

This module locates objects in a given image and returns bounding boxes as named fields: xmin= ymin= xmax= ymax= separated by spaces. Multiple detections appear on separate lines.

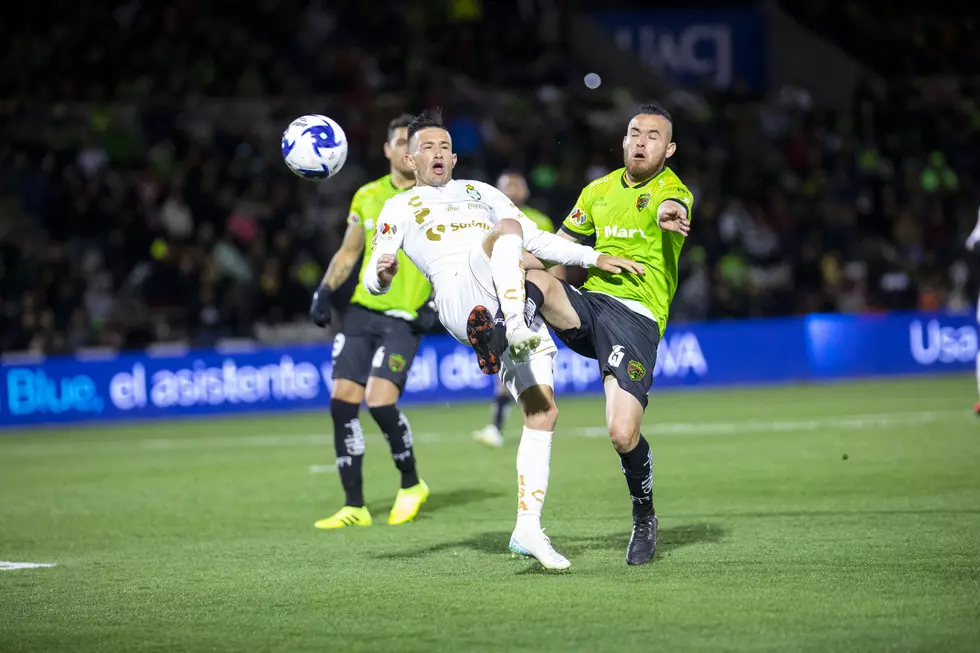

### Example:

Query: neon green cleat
xmin=388 ymin=480 xmax=430 ymax=525
xmin=314 ymin=506 xmax=372 ymax=529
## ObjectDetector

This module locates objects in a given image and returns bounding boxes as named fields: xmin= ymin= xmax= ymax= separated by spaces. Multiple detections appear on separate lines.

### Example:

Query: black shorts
xmin=552 ymin=282 xmax=661 ymax=409
xmin=331 ymin=304 xmax=420 ymax=391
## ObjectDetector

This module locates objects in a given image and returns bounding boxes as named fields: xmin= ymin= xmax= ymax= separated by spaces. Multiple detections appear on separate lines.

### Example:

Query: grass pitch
xmin=1 ymin=376 xmax=978 ymax=652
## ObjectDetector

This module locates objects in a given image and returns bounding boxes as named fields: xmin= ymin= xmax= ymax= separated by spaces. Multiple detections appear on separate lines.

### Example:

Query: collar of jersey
xmin=620 ymin=166 xmax=666 ymax=190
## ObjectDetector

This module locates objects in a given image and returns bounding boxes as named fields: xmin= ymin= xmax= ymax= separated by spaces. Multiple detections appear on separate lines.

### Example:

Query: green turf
xmin=1 ymin=376 xmax=978 ymax=652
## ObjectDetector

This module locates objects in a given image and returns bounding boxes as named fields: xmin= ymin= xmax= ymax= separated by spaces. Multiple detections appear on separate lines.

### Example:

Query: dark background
xmin=2 ymin=0 xmax=977 ymax=354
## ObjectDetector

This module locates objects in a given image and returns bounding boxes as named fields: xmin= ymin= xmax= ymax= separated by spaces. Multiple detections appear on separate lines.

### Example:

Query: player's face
xmin=384 ymin=127 xmax=412 ymax=177
xmin=622 ymin=114 xmax=675 ymax=181
xmin=405 ymin=128 xmax=456 ymax=186
xmin=496 ymin=173 xmax=529 ymax=206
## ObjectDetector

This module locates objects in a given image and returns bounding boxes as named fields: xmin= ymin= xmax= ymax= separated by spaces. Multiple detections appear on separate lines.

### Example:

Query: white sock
xmin=975 ymin=352 xmax=980 ymax=398
xmin=516 ymin=426 xmax=552 ymax=530
xmin=490 ymin=233 xmax=526 ymax=334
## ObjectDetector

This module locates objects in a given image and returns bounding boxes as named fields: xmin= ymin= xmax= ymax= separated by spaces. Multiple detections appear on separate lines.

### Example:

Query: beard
xmin=624 ymin=152 xmax=666 ymax=181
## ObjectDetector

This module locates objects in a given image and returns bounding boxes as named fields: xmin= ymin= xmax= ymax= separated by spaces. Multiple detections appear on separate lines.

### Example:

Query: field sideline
xmin=1 ymin=375 xmax=978 ymax=652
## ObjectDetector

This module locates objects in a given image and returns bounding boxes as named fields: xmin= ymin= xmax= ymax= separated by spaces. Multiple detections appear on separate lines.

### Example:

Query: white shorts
xmin=435 ymin=246 xmax=556 ymax=400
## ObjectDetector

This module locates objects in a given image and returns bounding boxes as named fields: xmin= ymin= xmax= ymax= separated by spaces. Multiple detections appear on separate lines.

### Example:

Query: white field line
xmin=0 ymin=561 xmax=57 ymax=571
xmin=0 ymin=410 xmax=967 ymax=456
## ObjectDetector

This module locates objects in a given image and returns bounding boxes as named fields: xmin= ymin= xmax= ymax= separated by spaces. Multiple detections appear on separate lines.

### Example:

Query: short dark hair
xmin=636 ymin=103 xmax=673 ymax=124
xmin=407 ymin=108 xmax=446 ymax=144
xmin=387 ymin=113 xmax=413 ymax=140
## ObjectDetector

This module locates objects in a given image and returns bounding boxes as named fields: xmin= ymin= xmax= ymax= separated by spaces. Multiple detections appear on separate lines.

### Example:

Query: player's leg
xmin=467 ymin=269 xmax=581 ymax=376
xmin=589 ymin=298 xmax=661 ymax=565
xmin=473 ymin=377 xmax=509 ymax=447
xmin=364 ymin=321 xmax=428 ymax=525
xmin=975 ymin=296 xmax=980 ymax=415
xmin=315 ymin=312 xmax=375 ymax=529
xmin=604 ymin=377 xmax=657 ymax=566
xmin=481 ymin=220 xmax=541 ymax=360
xmin=501 ymin=349 xmax=570 ymax=570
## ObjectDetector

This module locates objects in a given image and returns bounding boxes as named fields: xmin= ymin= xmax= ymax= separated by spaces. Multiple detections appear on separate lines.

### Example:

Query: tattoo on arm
xmin=321 ymin=223 xmax=366 ymax=290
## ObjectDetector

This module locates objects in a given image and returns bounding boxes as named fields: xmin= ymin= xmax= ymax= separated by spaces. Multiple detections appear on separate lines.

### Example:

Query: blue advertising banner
xmin=591 ymin=9 xmax=767 ymax=90
xmin=1 ymin=311 xmax=974 ymax=429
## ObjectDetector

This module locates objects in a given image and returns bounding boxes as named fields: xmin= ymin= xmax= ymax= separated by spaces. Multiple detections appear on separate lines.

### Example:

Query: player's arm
xmin=480 ymin=182 xmax=600 ymax=270
xmin=657 ymin=183 xmax=694 ymax=236
xmin=322 ymin=220 xmax=365 ymax=291
xmin=966 ymin=206 xmax=980 ymax=252
xmin=362 ymin=203 xmax=407 ymax=295
xmin=309 ymin=196 xmax=368 ymax=326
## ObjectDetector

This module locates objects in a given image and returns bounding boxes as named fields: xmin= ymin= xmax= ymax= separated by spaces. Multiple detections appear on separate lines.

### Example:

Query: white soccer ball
xmin=281 ymin=114 xmax=348 ymax=180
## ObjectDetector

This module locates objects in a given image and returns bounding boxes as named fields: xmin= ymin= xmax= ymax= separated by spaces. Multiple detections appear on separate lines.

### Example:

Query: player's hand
xmin=377 ymin=254 xmax=398 ymax=287
xmin=410 ymin=301 xmax=441 ymax=335
xmin=596 ymin=254 xmax=645 ymax=275
xmin=658 ymin=201 xmax=691 ymax=236
xmin=309 ymin=285 xmax=332 ymax=328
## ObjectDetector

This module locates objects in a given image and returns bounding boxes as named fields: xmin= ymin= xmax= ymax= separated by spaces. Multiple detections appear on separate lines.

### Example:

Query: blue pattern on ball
xmin=302 ymin=123 xmax=342 ymax=159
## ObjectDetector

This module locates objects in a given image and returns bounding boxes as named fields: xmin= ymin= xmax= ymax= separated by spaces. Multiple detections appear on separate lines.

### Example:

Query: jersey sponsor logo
xmin=379 ymin=223 xmax=397 ymax=239
xmin=465 ymin=184 xmax=482 ymax=200
xmin=446 ymin=203 xmax=460 ymax=212
xmin=636 ymin=193 xmax=651 ymax=210
xmin=426 ymin=225 xmax=446 ymax=241
xmin=449 ymin=220 xmax=491 ymax=232
xmin=388 ymin=353 xmax=407 ymax=373
xmin=569 ymin=208 xmax=588 ymax=226
xmin=467 ymin=202 xmax=489 ymax=211
xmin=603 ymin=225 xmax=647 ymax=239
xmin=627 ymin=359 xmax=646 ymax=381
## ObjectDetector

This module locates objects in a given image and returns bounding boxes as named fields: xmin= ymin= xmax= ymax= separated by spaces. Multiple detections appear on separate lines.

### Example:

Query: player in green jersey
xmin=521 ymin=104 xmax=692 ymax=565
xmin=308 ymin=114 xmax=434 ymax=530
xmin=472 ymin=171 xmax=563 ymax=448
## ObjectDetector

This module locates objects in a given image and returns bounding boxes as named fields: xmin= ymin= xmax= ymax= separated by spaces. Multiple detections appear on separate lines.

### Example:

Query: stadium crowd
xmin=1 ymin=1 xmax=978 ymax=354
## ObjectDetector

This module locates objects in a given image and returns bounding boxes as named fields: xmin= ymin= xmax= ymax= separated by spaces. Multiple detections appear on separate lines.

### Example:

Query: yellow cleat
xmin=388 ymin=480 xmax=430 ymax=525
xmin=314 ymin=506 xmax=372 ymax=529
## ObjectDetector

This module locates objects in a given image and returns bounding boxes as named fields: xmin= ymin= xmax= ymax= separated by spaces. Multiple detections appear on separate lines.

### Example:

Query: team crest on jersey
xmin=388 ymin=353 xmax=407 ymax=373
xmin=465 ymin=184 xmax=481 ymax=201
xmin=569 ymin=208 xmax=588 ymax=226
xmin=627 ymin=360 xmax=646 ymax=381
xmin=379 ymin=222 xmax=397 ymax=239
xmin=636 ymin=193 xmax=651 ymax=211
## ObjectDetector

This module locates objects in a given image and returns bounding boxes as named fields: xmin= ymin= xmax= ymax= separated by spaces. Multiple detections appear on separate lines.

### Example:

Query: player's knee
xmin=364 ymin=375 xmax=401 ymax=407
xmin=331 ymin=379 xmax=364 ymax=405
xmin=608 ymin=417 xmax=640 ymax=453
xmin=497 ymin=217 xmax=524 ymax=238
xmin=524 ymin=403 xmax=558 ymax=431
xmin=520 ymin=387 xmax=559 ymax=431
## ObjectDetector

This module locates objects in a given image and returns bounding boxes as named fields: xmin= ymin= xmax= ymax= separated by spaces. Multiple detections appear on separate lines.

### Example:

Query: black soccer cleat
xmin=467 ymin=306 xmax=507 ymax=375
xmin=626 ymin=513 xmax=658 ymax=566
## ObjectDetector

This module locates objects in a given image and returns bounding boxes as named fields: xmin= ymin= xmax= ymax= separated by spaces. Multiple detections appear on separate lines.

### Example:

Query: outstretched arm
xmin=362 ymin=209 xmax=407 ymax=295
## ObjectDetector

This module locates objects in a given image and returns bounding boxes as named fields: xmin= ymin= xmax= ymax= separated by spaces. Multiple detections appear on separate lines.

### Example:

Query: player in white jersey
xmin=965 ymin=207 xmax=980 ymax=415
xmin=363 ymin=109 xmax=644 ymax=570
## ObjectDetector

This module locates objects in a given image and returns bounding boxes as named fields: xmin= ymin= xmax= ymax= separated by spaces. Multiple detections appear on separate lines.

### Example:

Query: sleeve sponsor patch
xmin=378 ymin=222 xmax=397 ymax=239
xmin=347 ymin=212 xmax=361 ymax=225
xmin=569 ymin=208 xmax=588 ymax=227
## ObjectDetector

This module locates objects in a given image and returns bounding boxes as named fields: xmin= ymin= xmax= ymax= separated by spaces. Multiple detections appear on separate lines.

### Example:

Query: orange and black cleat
xmin=467 ymin=306 xmax=506 ymax=375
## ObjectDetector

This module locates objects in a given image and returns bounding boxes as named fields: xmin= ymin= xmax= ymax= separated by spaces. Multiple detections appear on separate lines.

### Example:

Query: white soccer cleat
xmin=506 ymin=324 xmax=541 ymax=363
xmin=473 ymin=425 xmax=504 ymax=448
xmin=509 ymin=527 xmax=570 ymax=570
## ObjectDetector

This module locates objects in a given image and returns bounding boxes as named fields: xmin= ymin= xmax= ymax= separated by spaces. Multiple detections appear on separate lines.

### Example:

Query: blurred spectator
xmin=1 ymin=1 xmax=978 ymax=355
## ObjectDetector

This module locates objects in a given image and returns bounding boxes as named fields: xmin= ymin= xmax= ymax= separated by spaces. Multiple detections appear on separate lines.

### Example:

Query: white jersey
xmin=363 ymin=179 xmax=598 ymax=324
xmin=360 ymin=178 xmax=600 ymax=399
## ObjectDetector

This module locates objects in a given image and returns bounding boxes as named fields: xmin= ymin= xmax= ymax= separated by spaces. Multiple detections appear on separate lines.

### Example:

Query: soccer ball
xmin=281 ymin=114 xmax=348 ymax=180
